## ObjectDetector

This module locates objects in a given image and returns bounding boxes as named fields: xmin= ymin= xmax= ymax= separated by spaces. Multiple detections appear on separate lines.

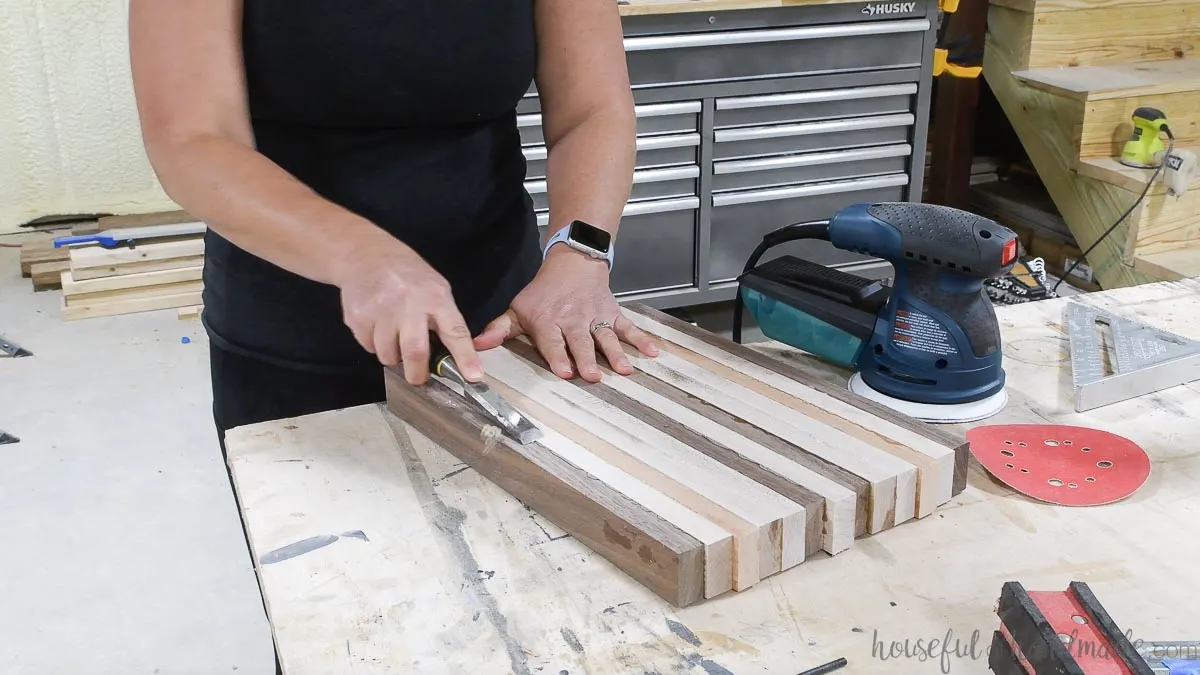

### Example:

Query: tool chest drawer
xmin=712 ymin=144 xmax=912 ymax=193
xmin=714 ymin=83 xmax=918 ymax=129
xmin=708 ymin=174 xmax=909 ymax=283
xmin=523 ymin=132 xmax=700 ymax=181
xmin=525 ymin=165 xmax=699 ymax=212
xmin=538 ymin=197 xmax=698 ymax=295
xmin=623 ymin=19 xmax=928 ymax=87
xmin=516 ymin=101 xmax=701 ymax=147
xmin=713 ymin=113 xmax=915 ymax=161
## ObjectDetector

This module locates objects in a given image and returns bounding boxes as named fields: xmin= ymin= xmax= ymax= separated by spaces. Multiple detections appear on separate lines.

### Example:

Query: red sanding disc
xmin=966 ymin=424 xmax=1151 ymax=506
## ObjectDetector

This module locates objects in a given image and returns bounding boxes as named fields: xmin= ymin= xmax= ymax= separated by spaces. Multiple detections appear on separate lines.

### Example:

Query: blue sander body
xmin=733 ymin=202 xmax=1020 ymax=422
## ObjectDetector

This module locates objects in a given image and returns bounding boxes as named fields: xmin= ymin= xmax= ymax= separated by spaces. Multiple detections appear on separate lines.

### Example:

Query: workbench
xmin=223 ymin=279 xmax=1200 ymax=674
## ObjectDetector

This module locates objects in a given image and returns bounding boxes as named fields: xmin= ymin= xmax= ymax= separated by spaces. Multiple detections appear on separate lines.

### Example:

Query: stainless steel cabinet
xmin=520 ymin=0 xmax=939 ymax=309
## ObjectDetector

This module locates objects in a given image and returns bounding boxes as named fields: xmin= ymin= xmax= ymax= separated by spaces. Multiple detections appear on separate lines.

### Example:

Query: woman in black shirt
xmin=128 ymin=0 xmax=659 ymax=434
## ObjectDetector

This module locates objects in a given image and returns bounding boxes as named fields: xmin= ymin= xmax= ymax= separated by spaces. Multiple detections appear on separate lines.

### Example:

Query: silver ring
xmin=590 ymin=321 xmax=613 ymax=335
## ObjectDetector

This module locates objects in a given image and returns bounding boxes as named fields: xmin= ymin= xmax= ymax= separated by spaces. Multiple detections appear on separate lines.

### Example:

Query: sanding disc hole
xmin=1045 ymin=439 xmax=1060 ymax=447
xmin=1005 ymin=463 xmax=1015 ymax=469
xmin=1058 ymin=633 xmax=1073 ymax=644
xmin=1086 ymin=477 xmax=1096 ymax=482
xmin=1068 ymin=482 xmax=1079 ymax=489
xmin=1018 ymin=442 xmax=1028 ymax=447
xmin=1064 ymin=440 xmax=1073 ymax=445
xmin=1048 ymin=478 xmax=1064 ymax=487
xmin=1020 ymin=468 xmax=1030 ymax=473
xmin=1082 ymin=447 xmax=1091 ymax=453
xmin=1072 ymin=615 xmax=1087 ymax=624
xmin=1004 ymin=440 xmax=1014 ymax=445
xmin=1001 ymin=450 xmax=1015 ymax=457
xmin=1097 ymin=460 xmax=1113 ymax=469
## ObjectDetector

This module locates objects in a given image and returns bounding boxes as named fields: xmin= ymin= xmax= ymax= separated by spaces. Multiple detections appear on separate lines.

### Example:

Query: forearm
xmin=148 ymin=133 xmax=397 ymax=287
xmin=542 ymin=107 xmax=636 ymax=238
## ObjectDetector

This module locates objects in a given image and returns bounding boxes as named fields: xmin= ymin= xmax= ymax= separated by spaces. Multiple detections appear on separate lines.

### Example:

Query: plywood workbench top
xmin=618 ymin=0 xmax=861 ymax=16
xmin=222 ymin=278 xmax=1200 ymax=675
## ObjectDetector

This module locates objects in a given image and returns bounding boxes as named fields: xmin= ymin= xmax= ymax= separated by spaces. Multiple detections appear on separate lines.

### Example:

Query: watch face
xmin=569 ymin=221 xmax=611 ymax=253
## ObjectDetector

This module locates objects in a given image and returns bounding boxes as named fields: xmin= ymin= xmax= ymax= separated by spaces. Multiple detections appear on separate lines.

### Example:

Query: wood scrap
xmin=60 ymin=234 xmax=205 ymax=320
xmin=383 ymin=303 xmax=968 ymax=607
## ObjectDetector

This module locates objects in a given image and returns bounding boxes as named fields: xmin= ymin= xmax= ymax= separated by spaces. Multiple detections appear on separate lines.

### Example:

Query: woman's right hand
xmin=334 ymin=236 xmax=482 ymax=386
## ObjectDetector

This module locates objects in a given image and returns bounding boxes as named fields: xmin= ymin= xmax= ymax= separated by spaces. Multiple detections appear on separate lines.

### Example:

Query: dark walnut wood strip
xmin=504 ymin=339 xmax=824 ymax=558
xmin=625 ymin=303 xmax=972 ymax=496
xmin=383 ymin=367 xmax=705 ymax=607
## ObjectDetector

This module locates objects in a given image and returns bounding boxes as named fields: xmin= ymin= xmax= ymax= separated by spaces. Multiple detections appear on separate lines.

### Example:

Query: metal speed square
xmin=1066 ymin=302 xmax=1200 ymax=412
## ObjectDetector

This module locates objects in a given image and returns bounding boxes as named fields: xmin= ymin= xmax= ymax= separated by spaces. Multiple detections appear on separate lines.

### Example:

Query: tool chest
xmin=518 ymin=0 xmax=939 ymax=308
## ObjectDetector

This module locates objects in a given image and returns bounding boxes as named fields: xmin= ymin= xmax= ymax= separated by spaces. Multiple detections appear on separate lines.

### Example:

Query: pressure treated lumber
xmin=382 ymin=368 xmax=706 ymax=607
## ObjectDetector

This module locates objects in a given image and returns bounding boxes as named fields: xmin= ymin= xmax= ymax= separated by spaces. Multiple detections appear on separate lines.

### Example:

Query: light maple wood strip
xmin=62 ymin=279 xmax=202 ymax=305
xmin=70 ymin=254 xmax=205 ymax=281
xmin=177 ymin=305 xmax=203 ymax=320
xmin=624 ymin=309 xmax=956 ymax=518
xmin=483 ymin=348 xmax=807 ymax=587
xmin=60 ymin=265 xmax=202 ymax=297
xmin=68 ymin=238 xmax=205 ymax=272
xmin=29 ymin=261 xmax=70 ymax=291
xmin=484 ymin=379 xmax=735 ymax=599
xmin=61 ymin=288 xmax=204 ymax=321
xmin=20 ymin=239 xmax=70 ymax=277
xmin=382 ymin=369 xmax=706 ymax=607
xmin=623 ymin=343 xmax=915 ymax=534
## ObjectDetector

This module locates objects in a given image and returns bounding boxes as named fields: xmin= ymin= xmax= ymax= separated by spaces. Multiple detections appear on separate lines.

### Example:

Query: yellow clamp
xmin=933 ymin=48 xmax=982 ymax=78
xmin=940 ymin=0 xmax=960 ymax=12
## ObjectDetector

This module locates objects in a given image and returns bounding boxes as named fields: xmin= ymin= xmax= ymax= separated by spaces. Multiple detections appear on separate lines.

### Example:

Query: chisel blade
xmin=427 ymin=334 xmax=542 ymax=445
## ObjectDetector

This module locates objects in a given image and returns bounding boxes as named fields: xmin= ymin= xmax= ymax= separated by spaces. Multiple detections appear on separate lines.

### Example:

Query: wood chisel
xmin=52 ymin=221 xmax=207 ymax=249
xmin=427 ymin=334 xmax=543 ymax=445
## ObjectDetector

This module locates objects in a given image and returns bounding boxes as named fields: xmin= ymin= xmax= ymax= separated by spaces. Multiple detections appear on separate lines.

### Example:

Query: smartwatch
xmin=542 ymin=220 xmax=614 ymax=268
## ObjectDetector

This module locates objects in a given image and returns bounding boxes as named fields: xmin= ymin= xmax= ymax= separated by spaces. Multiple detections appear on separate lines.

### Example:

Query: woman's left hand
xmin=473 ymin=247 xmax=659 ymax=381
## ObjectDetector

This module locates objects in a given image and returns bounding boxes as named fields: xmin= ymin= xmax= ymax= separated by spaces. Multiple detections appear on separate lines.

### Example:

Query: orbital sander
xmin=732 ymin=202 xmax=1020 ymax=423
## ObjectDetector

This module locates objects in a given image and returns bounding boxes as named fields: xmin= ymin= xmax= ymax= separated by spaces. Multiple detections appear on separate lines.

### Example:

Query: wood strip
xmin=481 ymin=348 xmax=807 ymax=587
xmin=621 ymin=342 xmax=911 ymax=533
xmin=69 ymin=238 xmax=205 ymax=273
xmin=177 ymin=305 xmax=203 ymax=320
xmin=506 ymin=339 xmax=853 ymax=557
xmin=30 ymin=261 xmax=70 ymax=291
xmin=382 ymin=368 xmax=706 ymax=607
xmin=70 ymin=254 xmax=205 ymax=281
xmin=61 ymin=265 xmax=202 ymax=297
xmin=623 ymin=309 xmax=957 ymax=518
xmin=484 ymin=379 xmax=735 ymax=598
xmin=20 ymin=239 xmax=69 ymax=277
xmin=62 ymin=279 xmax=203 ymax=306
xmin=624 ymin=304 xmax=972 ymax=495
xmin=61 ymin=286 xmax=204 ymax=321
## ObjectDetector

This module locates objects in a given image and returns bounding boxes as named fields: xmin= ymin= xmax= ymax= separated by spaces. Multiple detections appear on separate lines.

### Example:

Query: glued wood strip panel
xmin=382 ymin=368 xmax=706 ymax=607
xmin=623 ymin=309 xmax=957 ymax=518
xmin=621 ymin=343 xmax=914 ymax=533
xmin=506 ymin=338 xmax=854 ymax=556
xmin=623 ymin=305 xmax=971 ymax=495
xmin=481 ymin=348 xmax=807 ymax=588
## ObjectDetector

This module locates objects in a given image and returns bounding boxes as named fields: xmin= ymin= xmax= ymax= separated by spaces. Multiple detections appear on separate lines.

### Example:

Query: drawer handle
xmin=712 ymin=174 xmax=909 ymax=207
xmin=526 ymin=165 xmax=699 ymax=195
xmin=624 ymin=19 xmax=930 ymax=51
xmin=714 ymin=144 xmax=912 ymax=174
xmin=523 ymin=132 xmax=700 ymax=162
xmin=716 ymin=84 xmax=919 ymax=111
xmin=518 ymin=101 xmax=703 ymax=129
xmin=536 ymin=196 xmax=699 ymax=226
xmin=714 ymin=113 xmax=914 ymax=143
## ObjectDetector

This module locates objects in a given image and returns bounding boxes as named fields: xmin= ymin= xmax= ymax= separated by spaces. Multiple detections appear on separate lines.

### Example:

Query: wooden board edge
xmin=624 ymin=304 xmax=971 ymax=494
xmin=382 ymin=367 xmax=706 ymax=607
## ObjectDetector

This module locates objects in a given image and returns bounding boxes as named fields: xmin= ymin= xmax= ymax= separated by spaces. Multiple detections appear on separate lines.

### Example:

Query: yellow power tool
xmin=1119 ymin=107 xmax=1171 ymax=169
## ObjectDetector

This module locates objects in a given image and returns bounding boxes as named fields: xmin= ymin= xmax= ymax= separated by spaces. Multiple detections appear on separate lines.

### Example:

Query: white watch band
xmin=542 ymin=226 xmax=614 ymax=268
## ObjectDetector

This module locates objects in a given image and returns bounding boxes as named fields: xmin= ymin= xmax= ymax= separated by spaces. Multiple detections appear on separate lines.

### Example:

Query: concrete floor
xmin=0 ymin=241 xmax=276 ymax=674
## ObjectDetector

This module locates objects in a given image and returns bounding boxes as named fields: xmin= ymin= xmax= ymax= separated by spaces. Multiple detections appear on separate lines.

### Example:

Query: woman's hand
xmin=473 ymin=246 xmax=658 ymax=381
xmin=335 ymin=235 xmax=482 ymax=386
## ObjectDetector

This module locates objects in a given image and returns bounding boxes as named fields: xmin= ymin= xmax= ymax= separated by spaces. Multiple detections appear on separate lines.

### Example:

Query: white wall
xmin=0 ymin=0 xmax=177 ymax=234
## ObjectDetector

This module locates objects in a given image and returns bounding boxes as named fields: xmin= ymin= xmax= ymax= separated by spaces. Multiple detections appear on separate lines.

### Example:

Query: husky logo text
xmin=862 ymin=2 xmax=918 ymax=15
